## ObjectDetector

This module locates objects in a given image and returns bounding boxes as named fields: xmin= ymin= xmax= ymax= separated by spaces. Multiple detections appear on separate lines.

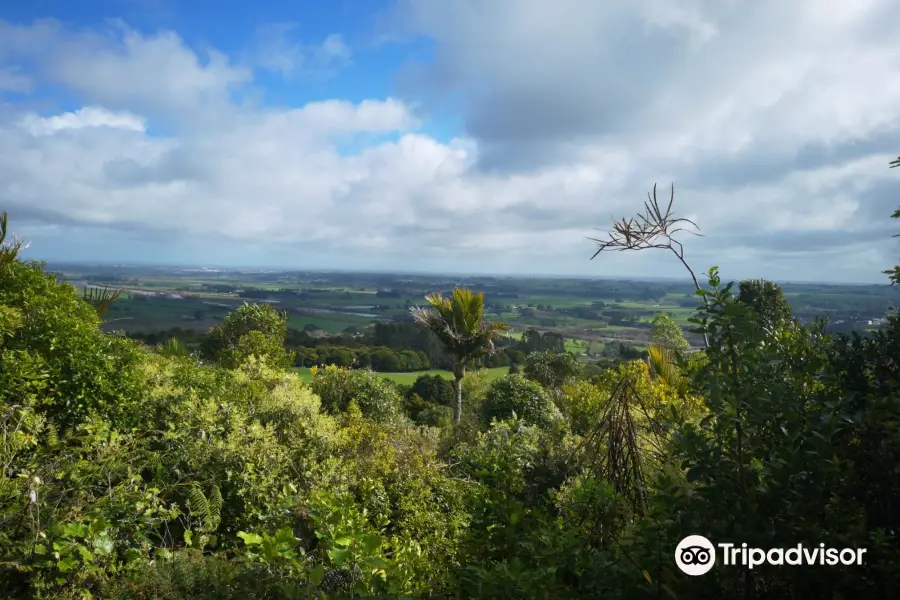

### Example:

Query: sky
xmin=2 ymin=0 xmax=900 ymax=283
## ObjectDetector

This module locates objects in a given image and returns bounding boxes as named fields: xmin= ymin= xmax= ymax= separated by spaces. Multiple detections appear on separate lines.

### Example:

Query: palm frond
xmin=646 ymin=343 xmax=688 ymax=395
xmin=156 ymin=337 xmax=189 ymax=358
xmin=83 ymin=285 xmax=122 ymax=317
xmin=409 ymin=288 xmax=508 ymax=362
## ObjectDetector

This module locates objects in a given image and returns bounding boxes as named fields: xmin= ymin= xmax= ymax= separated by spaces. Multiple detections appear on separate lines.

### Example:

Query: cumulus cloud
xmin=2 ymin=3 xmax=900 ymax=282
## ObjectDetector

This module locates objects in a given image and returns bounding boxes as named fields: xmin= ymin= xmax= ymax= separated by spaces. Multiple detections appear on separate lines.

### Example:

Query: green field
xmin=292 ymin=366 xmax=510 ymax=385
xmin=62 ymin=266 xmax=892 ymax=348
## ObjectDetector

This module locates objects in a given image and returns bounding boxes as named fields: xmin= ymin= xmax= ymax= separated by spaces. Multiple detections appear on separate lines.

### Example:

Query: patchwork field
xmin=56 ymin=264 xmax=892 ymax=351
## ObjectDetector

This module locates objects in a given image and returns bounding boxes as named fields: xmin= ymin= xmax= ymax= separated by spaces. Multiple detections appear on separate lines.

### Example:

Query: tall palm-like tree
xmin=409 ymin=288 xmax=508 ymax=424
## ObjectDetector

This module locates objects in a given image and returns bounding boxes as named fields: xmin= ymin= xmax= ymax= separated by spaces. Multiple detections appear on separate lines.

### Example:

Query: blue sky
xmin=2 ymin=0 xmax=900 ymax=283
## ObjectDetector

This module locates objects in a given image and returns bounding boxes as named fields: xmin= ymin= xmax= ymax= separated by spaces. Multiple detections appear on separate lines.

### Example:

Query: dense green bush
xmin=523 ymin=350 xmax=581 ymax=389
xmin=307 ymin=364 xmax=403 ymax=422
xmin=480 ymin=374 xmax=563 ymax=428
xmin=407 ymin=374 xmax=455 ymax=406
xmin=201 ymin=302 xmax=295 ymax=370
xmin=0 ymin=260 xmax=145 ymax=430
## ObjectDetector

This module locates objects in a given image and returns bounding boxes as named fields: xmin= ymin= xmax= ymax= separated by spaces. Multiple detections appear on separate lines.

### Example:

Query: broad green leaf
xmin=237 ymin=531 xmax=263 ymax=546
xmin=361 ymin=556 xmax=389 ymax=570
xmin=328 ymin=547 xmax=351 ymax=565
xmin=361 ymin=533 xmax=383 ymax=554
xmin=93 ymin=536 xmax=114 ymax=556
xmin=57 ymin=557 xmax=79 ymax=573
xmin=308 ymin=565 xmax=326 ymax=586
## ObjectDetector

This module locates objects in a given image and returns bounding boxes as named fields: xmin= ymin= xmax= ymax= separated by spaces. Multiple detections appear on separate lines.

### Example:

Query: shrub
xmin=407 ymin=374 xmax=455 ymax=406
xmin=201 ymin=302 xmax=294 ymax=370
xmin=480 ymin=374 xmax=562 ymax=428
xmin=523 ymin=350 xmax=581 ymax=389
xmin=308 ymin=365 xmax=401 ymax=422
xmin=0 ymin=260 xmax=145 ymax=430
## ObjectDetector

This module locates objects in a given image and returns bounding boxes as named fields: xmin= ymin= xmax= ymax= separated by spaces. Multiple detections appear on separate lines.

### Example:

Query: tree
xmin=480 ymin=374 xmax=562 ymax=428
xmin=408 ymin=374 xmax=455 ymax=407
xmin=736 ymin=278 xmax=793 ymax=332
xmin=308 ymin=365 xmax=401 ymax=422
xmin=0 ymin=242 xmax=144 ymax=430
xmin=409 ymin=288 xmax=508 ymax=424
xmin=202 ymin=302 xmax=294 ymax=369
xmin=523 ymin=351 xmax=581 ymax=390
xmin=649 ymin=312 xmax=690 ymax=353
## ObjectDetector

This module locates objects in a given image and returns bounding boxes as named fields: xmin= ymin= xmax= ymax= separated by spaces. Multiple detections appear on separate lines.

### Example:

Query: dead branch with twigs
xmin=890 ymin=156 xmax=900 ymax=168
xmin=588 ymin=183 xmax=710 ymax=348
xmin=568 ymin=376 xmax=670 ymax=520
xmin=0 ymin=212 xmax=27 ymax=270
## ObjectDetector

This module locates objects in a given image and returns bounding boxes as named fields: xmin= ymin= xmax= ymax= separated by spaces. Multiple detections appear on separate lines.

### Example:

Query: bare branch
xmin=587 ymin=183 xmax=709 ymax=348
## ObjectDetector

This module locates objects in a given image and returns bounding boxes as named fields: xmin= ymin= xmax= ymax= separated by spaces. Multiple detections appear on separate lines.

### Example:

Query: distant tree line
xmin=126 ymin=322 xmax=583 ymax=373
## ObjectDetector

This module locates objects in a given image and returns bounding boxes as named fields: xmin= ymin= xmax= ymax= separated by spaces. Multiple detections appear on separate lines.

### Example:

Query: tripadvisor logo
xmin=676 ymin=535 xmax=716 ymax=575
xmin=675 ymin=535 xmax=867 ymax=576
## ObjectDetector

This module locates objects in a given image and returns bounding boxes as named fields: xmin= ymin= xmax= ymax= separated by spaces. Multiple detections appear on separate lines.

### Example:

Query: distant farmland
xmin=292 ymin=366 xmax=510 ymax=385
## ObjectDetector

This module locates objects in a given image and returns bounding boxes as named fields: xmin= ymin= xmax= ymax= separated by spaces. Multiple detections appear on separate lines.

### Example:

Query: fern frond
xmin=45 ymin=423 xmax=59 ymax=448
xmin=187 ymin=486 xmax=209 ymax=521
xmin=206 ymin=484 xmax=223 ymax=532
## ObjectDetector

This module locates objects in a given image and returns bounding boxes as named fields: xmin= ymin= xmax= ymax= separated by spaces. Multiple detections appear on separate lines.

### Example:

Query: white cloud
xmin=20 ymin=106 xmax=146 ymax=135
xmin=247 ymin=24 xmax=352 ymax=78
xmin=3 ymin=4 xmax=900 ymax=283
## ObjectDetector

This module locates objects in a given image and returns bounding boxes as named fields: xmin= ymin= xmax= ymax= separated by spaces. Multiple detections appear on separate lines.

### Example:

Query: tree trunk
xmin=453 ymin=362 xmax=466 ymax=424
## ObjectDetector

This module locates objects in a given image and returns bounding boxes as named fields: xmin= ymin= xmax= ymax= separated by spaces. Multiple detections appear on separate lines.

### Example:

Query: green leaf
xmin=77 ymin=546 xmax=94 ymax=562
xmin=57 ymin=556 xmax=79 ymax=573
xmin=93 ymin=536 xmax=114 ymax=556
xmin=183 ymin=530 xmax=193 ymax=547
xmin=62 ymin=523 xmax=89 ymax=539
xmin=360 ymin=556 xmax=389 ymax=570
xmin=333 ymin=536 xmax=353 ymax=548
xmin=328 ymin=547 xmax=351 ymax=565
xmin=237 ymin=531 xmax=263 ymax=546
xmin=156 ymin=548 xmax=173 ymax=561
xmin=89 ymin=517 xmax=108 ymax=536
xmin=273 ymin=527 xmax=297 ymax=545
xmin=308 ymin=565 xmax=326 ymax=586
xmin=361 ymin=533 xmax=383 ymax=554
